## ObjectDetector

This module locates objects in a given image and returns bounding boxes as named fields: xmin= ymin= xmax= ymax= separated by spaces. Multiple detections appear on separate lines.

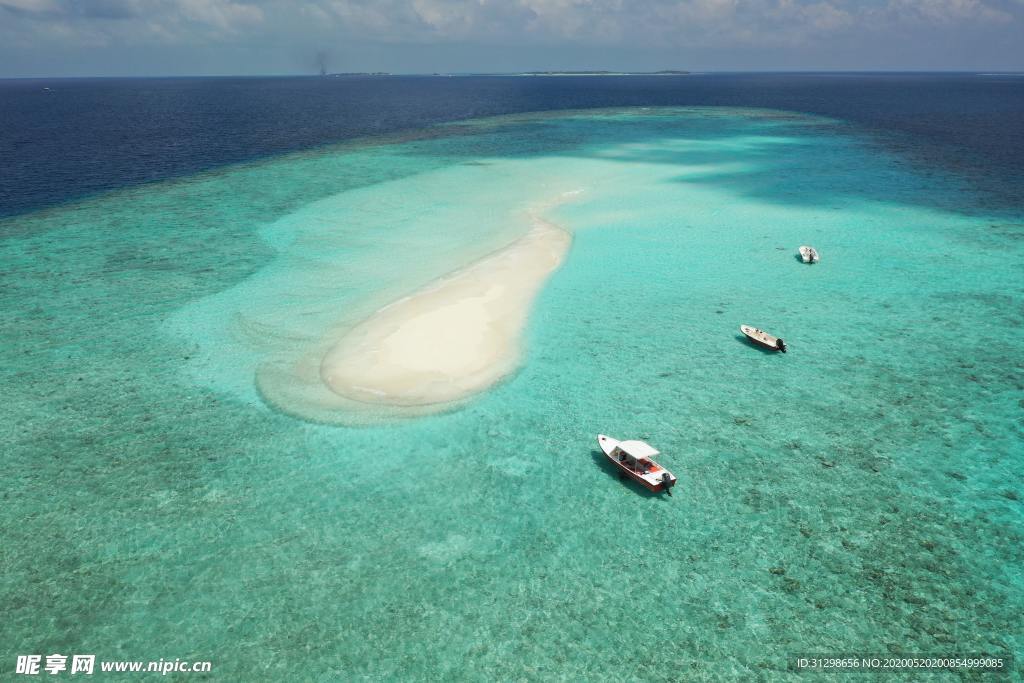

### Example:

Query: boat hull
xmin=740 ymin=325 xmax=786 ymax=352
xmin=608 ymin=456 xmax=673 ymax=492
xmin=799 ymin=246 xmax=819 ymax=263
xmin=744 ymin=335 xmax=780 ymax=350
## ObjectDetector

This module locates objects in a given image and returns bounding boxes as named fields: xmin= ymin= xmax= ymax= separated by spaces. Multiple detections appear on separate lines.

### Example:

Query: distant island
xmin=516 ymin=70 xmax=690 ymax=76
xmin=316 ymin=70 xmax=690 ymax=78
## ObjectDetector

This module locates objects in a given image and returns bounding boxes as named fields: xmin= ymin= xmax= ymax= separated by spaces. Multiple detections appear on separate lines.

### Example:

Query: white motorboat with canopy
xmin=597 ymin=434 xmax=677 ymax=494
xmin=799 ymin=246 xmax=820 ymax=263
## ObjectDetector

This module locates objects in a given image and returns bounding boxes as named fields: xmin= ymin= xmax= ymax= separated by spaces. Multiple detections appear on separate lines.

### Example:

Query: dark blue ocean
xmin=2 ymin=73 xmax=1023 ymax=218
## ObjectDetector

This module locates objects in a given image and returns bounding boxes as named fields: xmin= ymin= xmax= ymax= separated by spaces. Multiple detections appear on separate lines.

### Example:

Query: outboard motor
xmin=777 ymin=339 xmax=787 ymax=353
xmin=662 ymin=473 xmax=673 ymax=496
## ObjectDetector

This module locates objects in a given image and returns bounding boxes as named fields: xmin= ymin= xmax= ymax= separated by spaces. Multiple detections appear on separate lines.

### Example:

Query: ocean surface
xmin=1 ymin=75 xmax=1022 ymax=680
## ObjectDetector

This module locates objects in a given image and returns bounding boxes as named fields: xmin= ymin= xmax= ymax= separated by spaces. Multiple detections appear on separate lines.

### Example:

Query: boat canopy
xmin=617 ymin=440 xmax=660 ymax=459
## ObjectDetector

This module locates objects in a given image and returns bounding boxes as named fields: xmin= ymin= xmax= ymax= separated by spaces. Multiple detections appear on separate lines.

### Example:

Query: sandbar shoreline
xmin=319 ymin=209 xmax=573 ymax=407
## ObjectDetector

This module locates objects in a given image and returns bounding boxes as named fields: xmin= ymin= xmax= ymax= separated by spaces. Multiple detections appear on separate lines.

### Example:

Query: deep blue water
xmin=2 ymin=73 xmax=1023 ymax=218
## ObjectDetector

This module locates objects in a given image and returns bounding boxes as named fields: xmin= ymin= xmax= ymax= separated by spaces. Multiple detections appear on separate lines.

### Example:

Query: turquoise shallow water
xmin=2 ymin=108 xmax=1022 ymax=680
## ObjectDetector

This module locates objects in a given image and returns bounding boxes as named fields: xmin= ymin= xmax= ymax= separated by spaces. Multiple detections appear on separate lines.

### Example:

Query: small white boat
xmin=740 ymin=325 xmax=787 ymax=352
xmin=597 ymin=434 xmax=677 ymax=494
xmin=799 ymin=246 xmax=820 ymax=263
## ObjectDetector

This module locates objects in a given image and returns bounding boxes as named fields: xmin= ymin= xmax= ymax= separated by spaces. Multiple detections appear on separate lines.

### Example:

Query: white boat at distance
xmin=740 ymin=325 xmax=787 ymax=353
xmin=597 ymin=434 xmax=677 ymax=495
xmin=799 ymin=246 xmax=820 ymax=263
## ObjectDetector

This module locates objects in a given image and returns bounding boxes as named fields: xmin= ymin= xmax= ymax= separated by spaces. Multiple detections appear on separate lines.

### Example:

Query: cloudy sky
xmin=1 ymin=0 xmax=1022 ymax=77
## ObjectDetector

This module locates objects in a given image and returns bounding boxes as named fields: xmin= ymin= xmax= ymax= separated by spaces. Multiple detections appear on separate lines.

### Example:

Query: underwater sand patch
xmin=255 ymin=200 xmax=575 ymax=425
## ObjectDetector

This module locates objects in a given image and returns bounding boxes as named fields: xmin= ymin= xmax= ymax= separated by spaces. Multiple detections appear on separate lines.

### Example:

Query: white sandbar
xmin=320 ymin=215 xmax=571 ymax=406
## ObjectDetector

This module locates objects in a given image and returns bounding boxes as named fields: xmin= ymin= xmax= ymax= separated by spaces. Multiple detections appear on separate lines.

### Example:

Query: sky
xmin=0 ymin=0 xmax=1022 ymax=77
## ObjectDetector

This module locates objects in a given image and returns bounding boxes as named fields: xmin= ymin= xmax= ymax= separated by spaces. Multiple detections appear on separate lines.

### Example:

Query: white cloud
xmin=883 ymin=0 xmax=1011 ymax=24
xmin=176 ymin=0 xmax=264 ymax=32
xmin=0 ymin=0 xmax=59 ymax=10
xmin=0 ymin=0 xmax=266 ymax=46
xmin=0 ymin=0 xmax=1019 ymax=55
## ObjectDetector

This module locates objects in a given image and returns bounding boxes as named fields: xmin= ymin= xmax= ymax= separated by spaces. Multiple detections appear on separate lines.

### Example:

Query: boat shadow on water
xmin=589 ymin=450 xmax=672 ymax=499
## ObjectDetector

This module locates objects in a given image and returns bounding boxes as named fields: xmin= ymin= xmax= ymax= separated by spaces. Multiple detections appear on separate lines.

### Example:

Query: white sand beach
xmin=320 ymin=213 xmax=571 ymax=406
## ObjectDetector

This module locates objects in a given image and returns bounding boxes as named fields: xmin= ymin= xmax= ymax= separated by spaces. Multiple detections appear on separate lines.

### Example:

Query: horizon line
xmin=2 ymin=69 xmax=1023 ymax=81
